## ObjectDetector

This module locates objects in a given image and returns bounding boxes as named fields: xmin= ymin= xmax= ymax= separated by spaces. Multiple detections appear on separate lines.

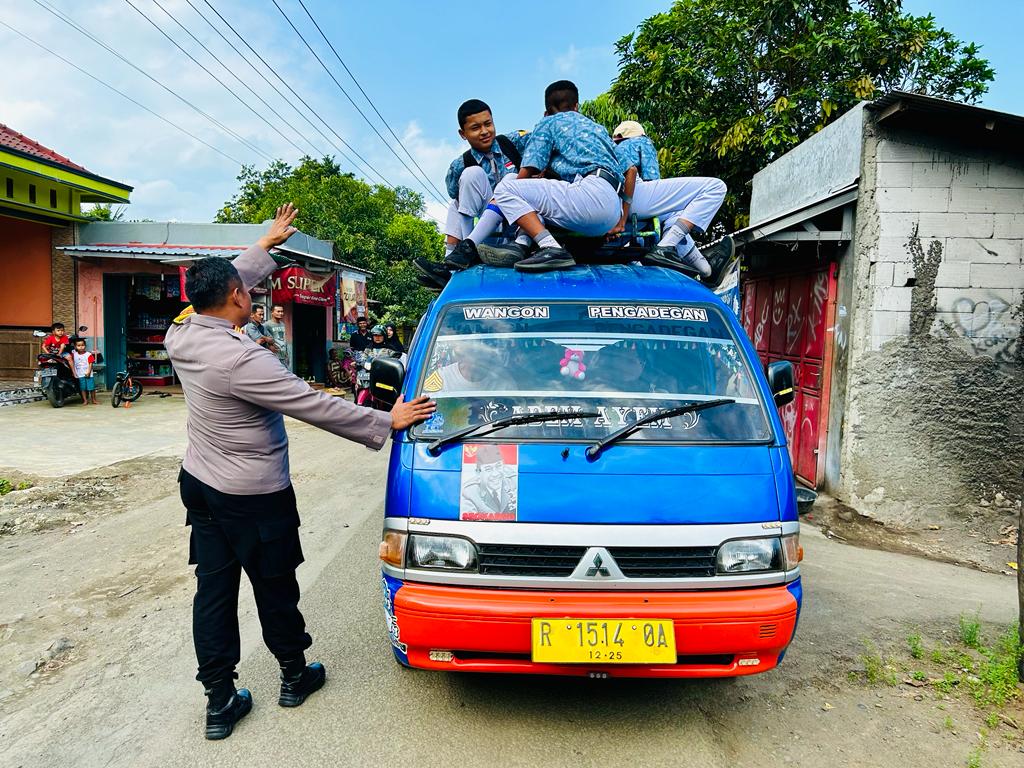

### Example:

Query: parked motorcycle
xmin=33 ymin=329 xmax=80 ymax=408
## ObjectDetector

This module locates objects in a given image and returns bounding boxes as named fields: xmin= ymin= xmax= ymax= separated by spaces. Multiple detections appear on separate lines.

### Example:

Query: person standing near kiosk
xmin=165 ymin=204 xmax=435 ymax=740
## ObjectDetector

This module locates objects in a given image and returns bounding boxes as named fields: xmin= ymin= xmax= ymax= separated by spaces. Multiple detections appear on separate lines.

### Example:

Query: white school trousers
xmin=493 ymin=174 xmax=621 ymax=237
xmin=631 ymin=177 xmax=726 ymax=234
xmin=443 ymin=166 xmax=494 ymax=239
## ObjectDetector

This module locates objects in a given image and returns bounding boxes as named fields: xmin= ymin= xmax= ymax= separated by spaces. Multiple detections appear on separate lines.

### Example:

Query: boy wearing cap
xmin=610 ymin=120 xmax=731 ymax=281
xmin=446 ymin=80 xmax=625 ymax=273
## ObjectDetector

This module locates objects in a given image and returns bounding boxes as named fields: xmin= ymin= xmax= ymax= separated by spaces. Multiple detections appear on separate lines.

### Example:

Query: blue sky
xmin=1 ymin=0 xmax=1019 ymax=224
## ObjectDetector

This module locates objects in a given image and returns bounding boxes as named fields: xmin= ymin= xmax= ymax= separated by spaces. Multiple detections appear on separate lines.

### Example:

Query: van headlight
xmin=408 ymin=535 xmax=478 ymax=571
xmin=717 ymin=537 xmax=781 ymax=573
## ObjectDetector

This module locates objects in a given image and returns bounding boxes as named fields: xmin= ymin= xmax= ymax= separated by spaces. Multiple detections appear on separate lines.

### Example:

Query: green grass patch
xmin=0 ymin=478 xmax=11 ymax=496
xmin=959 ymin=612 xmax=982 ymax=649
xmin=908 ymin=632 xmax=925 ymax=660
xmin=860 ymin=641 xmax=899 ymax=686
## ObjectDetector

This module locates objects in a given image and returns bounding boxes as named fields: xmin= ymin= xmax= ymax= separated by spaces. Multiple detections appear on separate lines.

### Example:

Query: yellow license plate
xmin=531 ymin=618 xmax=676 ymax=664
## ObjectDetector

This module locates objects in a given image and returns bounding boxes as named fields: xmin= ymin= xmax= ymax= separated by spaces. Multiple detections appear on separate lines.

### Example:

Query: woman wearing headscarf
xmin=384 ymin=323 xmax=405 ymax=354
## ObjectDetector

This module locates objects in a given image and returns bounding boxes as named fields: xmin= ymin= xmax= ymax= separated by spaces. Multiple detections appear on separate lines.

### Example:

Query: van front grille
xmin=607 ymin=546 xmax=718 ymax=578
xmin=473 ymin=544 xmax=718 ymax=579
xmin=477 ymin=544 xmax=587 ymax=577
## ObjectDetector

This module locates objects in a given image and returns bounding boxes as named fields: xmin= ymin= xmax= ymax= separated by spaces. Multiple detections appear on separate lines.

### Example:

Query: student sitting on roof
xmin=609 ymin=120 xmax=732 ymax=283
xmin=416 ymin=100 xmax=529 ymax=288
xmin=443 ymin=80 xmax=626 ymax=274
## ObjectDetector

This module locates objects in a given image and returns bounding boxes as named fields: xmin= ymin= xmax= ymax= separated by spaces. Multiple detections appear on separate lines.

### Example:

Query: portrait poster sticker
xmin=460 ymin=444 xmax=519 ymax=522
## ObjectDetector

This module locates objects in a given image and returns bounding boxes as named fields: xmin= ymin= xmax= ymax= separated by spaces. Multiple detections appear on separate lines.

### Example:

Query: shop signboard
xmin=271 ymin=266 xmax=337 ymax=307
xmin=339 ymin=270 xmax=368 ymax=337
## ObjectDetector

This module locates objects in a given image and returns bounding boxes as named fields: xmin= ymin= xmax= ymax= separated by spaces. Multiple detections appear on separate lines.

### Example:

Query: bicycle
xmin=111 ymin=370 xmax=144 ymax=408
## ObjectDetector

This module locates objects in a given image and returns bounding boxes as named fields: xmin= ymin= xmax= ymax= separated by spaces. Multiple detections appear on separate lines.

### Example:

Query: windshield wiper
xmin=427 ymin=411 xmax=600 ymax=455
xmin=585 ymin=399 xmax=735 ymax=459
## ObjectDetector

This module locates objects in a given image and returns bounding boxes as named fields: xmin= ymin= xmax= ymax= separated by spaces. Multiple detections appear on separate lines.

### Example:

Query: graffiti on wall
xmin=946 ymin=295 xmax=1022 ymax=367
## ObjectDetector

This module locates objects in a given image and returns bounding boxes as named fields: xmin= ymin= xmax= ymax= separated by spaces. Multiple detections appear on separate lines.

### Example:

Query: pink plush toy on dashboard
xmin=559 ymin=348 xmax=586 ymax=381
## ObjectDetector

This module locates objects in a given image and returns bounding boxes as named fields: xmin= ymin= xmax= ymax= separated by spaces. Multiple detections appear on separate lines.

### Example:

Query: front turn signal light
xmin=379 ymin=530 xmax=407 ymax=567
xmin=781 ymin=533 xmax=801 ymax=570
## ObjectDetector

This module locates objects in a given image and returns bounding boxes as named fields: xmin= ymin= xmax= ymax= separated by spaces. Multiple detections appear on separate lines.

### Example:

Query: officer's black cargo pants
xmin=179 ymin=469 xmax=312 ymax=687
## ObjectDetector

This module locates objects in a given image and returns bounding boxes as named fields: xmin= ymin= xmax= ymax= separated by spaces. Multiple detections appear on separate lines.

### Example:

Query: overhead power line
xmin=200 ymin=0 xmax=396 ymax=188
xmin=269 ymin=0 xmax=447 ymax=206
xmin=0 ymin=19 xmax=243 ymax=166
xmin=293 ymin=0 xmax=448 ymax=203
xmin=181 ymin=0 xmax=370 ymax=180
xmin=148 ymin=0 xmax=327 ymax=159
xmin=123 ymin=0 xmax=315 ymax=162
xmin=32 ymin=0 xmax=269 ymax=163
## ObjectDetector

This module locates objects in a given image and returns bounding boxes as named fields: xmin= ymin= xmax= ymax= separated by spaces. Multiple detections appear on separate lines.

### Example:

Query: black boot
xmin=414 ymin=257 xmax=451 ymax=289
xmin=204 ymin=683 xmax=252 ymax=740
xmin=278 ymin=658 xmax=326 ymax=708
xmin=513 ymin=246 xmax=575 ymax=272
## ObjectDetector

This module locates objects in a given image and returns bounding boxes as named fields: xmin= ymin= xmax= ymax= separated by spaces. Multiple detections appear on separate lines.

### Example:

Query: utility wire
xmin=0 ymin=19 xmax=243 ymax=166
xmin=294 ymin=0 xmax=448 ymax=203
xmin=269 ymin=0 xmax=447 ymax=206
xmin=200 ymin=0 xmax=394 ymax=188
xmin=148 ymin=0 xmax=326 ymax=159
xmin=32 ymin=0 xmax=269 ymax=162
xmin=181 ymin=0 xmax=367 ymax=179
xmin=123 ymin=0 xmax=311 ymax=162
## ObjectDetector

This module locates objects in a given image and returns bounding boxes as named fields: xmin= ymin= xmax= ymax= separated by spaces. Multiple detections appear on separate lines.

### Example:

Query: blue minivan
xmin=374 ymin=264 xmax=801 ymax=678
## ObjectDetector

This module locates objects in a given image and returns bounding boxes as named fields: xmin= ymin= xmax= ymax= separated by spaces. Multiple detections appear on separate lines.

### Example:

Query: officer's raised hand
xmin=257 ymin=203 xmax=300 ymax=250
xmin=390 ymin=395 xmax=436 ymax=430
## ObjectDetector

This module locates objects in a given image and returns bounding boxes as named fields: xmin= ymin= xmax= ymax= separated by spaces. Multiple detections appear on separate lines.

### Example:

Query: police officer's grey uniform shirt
xmin=165 ymin=245 xmax=392 ymax=496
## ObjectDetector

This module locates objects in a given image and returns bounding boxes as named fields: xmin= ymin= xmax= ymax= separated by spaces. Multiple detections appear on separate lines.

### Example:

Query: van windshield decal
xmin=587 ymin=305 xmax=708 ymax=321
xmin=411 ymin=302 xmax=771 ymax=444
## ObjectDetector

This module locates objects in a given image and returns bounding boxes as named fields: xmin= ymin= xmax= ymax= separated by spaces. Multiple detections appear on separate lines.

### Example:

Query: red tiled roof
xmin=0 ymin=123 xmax=90 ymax=173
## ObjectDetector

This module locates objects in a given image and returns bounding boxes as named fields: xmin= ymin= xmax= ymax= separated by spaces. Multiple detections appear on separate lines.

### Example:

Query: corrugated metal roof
xmin=0 ymin=123 xmax=90 ymax=173
xmin=60 ymin=244 xmax=246 ymax=259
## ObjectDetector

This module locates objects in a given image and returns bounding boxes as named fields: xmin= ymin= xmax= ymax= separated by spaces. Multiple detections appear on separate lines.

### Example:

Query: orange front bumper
xmin=392 ymin=581 xmax=799 ymax=678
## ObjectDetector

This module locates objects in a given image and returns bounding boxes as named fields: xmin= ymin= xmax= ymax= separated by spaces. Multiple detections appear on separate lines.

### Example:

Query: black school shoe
xmin=703 ymin=235 xmax=737 ymax=288
xmin=204 ymin=687 xmax=253 ymax=740
xmin=279 ymin=661 xmax=326 ymax=707
xmin=513 ymin=246 xmax=576 ymax=272
xmin=444 ymin=239 xmax=481 ymax=270
xmin=477 ymin=241 xmax=529 ymax=267
xmin=641 ymin=245 xmax=703 ymax=278
xmin=413 ymin=257 xmax=451 ymax=289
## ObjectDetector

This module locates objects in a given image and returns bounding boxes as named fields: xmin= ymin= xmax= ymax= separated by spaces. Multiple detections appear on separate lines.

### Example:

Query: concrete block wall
xmin=840 ymin=122 xmax=1023 ymax=526
xmin=866 ymin=134 xmax=1024 ymax=355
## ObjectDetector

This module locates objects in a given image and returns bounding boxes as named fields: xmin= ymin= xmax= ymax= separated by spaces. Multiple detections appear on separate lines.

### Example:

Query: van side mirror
xmin=767 ymin=361 xmax=795 ymax=407
xmin=370 ymin=357 xmax=405 ymax=407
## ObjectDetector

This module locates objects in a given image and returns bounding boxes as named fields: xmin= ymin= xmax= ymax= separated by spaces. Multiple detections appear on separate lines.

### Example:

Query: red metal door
xmin=740 ymin=265 xmax=837 ymax=487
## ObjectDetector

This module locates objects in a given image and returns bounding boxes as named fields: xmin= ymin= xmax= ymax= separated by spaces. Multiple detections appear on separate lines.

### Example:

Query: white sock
xmin=467 ymin=207 xmax=504 ymax=245
xmin=444 ymin=243 xmax=455 ymax=256
xmin=535 ymin=229 xmax=560 ymax=249
xmin=658 ymin=222 xmax=690 ymax=248
xmin=515 ymin=232 xmax=532 ymax=247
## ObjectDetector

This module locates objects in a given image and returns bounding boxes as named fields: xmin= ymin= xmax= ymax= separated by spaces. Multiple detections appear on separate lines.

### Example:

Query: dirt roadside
xmin=0 ymin=400 xmax=1021 ymax=767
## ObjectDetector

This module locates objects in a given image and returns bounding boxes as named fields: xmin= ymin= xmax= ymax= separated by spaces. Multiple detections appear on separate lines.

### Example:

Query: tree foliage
xmin=216 ymin=157 xmax=443 ymax=325
xmin=583 ymin=0 xmax=994 ymax=228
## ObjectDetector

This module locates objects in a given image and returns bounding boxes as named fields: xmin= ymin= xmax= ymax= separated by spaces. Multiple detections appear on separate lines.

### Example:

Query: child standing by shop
xmin=71 ymin=338 xmax=97 ymax=405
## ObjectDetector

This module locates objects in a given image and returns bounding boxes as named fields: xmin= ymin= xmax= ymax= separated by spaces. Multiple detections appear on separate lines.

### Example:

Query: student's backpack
xmin=462 ymin=134 xmax=522 ymax=176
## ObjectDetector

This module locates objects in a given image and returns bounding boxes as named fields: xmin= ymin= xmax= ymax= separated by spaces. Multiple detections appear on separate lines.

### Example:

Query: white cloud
xmin=554 ymin=45 xmax=581 ymax=74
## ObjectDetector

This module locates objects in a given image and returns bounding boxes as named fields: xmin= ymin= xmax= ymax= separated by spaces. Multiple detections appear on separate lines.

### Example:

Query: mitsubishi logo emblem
xmin=585 ymin=553 xmax=610 ymax=577
xmin=570 ymin=547 xmax=625 ymax=581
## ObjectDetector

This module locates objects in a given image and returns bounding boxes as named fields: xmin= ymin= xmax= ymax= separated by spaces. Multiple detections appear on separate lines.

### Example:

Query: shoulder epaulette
xmin=172 ymin=305 xmax=195 ymax=325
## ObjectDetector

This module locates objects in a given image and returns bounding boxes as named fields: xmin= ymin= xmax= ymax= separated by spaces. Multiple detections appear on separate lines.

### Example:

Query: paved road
xmin=0 ymin=414 xmax=1019 ymax=768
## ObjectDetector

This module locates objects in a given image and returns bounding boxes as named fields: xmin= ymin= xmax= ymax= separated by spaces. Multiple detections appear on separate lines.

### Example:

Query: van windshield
xmin=411 ymin=301 xmax=771 ymax=443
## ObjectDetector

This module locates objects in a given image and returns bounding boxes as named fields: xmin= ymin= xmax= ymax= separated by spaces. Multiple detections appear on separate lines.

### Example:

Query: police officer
xmin=165 ymin=204 xmax=435 ymax=740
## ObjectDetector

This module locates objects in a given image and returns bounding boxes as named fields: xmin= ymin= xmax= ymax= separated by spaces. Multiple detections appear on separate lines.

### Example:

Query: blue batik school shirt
xmin=445 ymin=132 xmax=531 ymax=200
xmin=614 ymin=136 xmax=661 ymax=181
xmin=521 ymin=111 xmax=624 ymax=187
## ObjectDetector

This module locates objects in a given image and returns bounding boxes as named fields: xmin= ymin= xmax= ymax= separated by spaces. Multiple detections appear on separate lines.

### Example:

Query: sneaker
xmin=642 ymin=245 xmax=702 ymax=277
xmin=477 ymin=241 xmax=529 ymax=267
xmin=444 ymin=239 xmax=481 ymax=270
xmin=279 ymin=661 xmax=326 ymax=708
xmin=702 ymin=235 xmax=737 ymax=287
xmin=513 ymin=246 xmax=575 ymax=272
xmin=414 ymin=257 xmax=451 ymax=289
xmin=205 ymin=688 xmax=252 ymax=740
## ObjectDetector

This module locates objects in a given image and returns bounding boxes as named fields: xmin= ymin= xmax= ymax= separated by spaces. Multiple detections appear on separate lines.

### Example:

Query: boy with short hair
xmin=71 ymin=337 xmax=97 ymax=404
xmin=447 ymin=80 xmax=626 ymax=273
xmin=610 ymin=121 xmax=732 ymax=281
xmin=415 ymin=100 xmax=529 ymax=288
xmin=42 ymin=322 xmax=70 ymax=355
